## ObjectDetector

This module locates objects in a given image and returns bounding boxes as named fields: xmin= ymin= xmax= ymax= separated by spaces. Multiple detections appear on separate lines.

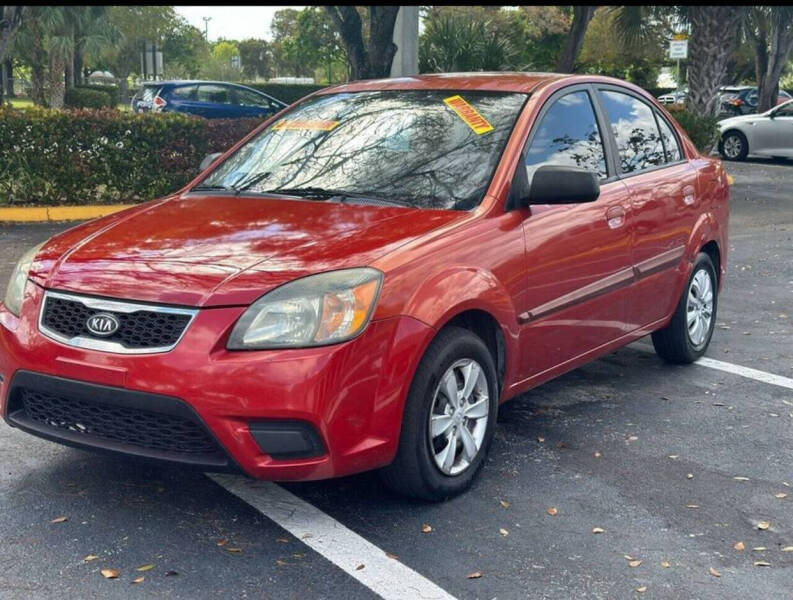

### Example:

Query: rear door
xmin=517 ymin=86 xmax=634 ymax=379
xmin=595 ymin=86 xmax=699 ymax=329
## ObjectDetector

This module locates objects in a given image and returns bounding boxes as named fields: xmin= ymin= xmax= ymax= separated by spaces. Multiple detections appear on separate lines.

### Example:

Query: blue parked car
xmin=131 ymin=80 xmax=288 ymax=119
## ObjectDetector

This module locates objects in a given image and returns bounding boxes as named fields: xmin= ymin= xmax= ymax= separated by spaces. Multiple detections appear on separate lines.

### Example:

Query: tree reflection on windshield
xmin=198 ymin=90 xmax=527 ymax=210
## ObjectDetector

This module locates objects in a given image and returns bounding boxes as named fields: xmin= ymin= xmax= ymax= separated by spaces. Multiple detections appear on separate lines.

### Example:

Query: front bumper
xmin=0 ymin=282 xmax=433 ymax=480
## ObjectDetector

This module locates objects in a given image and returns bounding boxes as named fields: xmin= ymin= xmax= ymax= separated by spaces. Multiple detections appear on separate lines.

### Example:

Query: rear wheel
xmin=380 ymin=326 xmax=498 ymax=501
xmin=652 ymin=253 xmax=718 ymax=364
xmin=719 ymin=131 xmax=748 ymax=161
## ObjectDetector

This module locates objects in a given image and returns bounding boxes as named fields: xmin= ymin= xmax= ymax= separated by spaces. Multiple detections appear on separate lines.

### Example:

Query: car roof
xmin=144 ymin=80 xmax=258 ymax=88
xmin=319 ymin=72 xmax=589 ymax=95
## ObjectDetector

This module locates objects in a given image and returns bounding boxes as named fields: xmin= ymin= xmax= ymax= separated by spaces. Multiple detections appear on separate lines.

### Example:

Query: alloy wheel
xmin=687 ymin=268 xmax=714 ymax=348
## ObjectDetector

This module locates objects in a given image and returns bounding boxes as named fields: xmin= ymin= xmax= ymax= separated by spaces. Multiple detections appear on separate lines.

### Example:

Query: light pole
xmin=203 ymin=16 xmax=212 ymax=41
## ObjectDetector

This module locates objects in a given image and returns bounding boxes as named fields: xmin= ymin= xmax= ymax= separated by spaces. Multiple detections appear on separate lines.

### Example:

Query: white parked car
xmin=718 ymin=99 xmax=793 ymax=160
xmin=658 ymin=89 xmax=687 ymax=105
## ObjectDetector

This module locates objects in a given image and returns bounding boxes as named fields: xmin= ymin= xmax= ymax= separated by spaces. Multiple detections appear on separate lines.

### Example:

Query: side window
xmin=171 ymin=85 xmax=196 ymax=100
xmin=235 ymin=89 xmax=274 ymax=109
xmin=525 ymin=90 xmax=607 ymax=179
xmin=600 ymin=90 xmax=665 ymax=173
xmin=655 ymin=114 xmax=683 ymax=162
xmin=775 ymin=102 xmax=793 ymax=117
xmin=197 ymin=85 xmax=233 ymax=105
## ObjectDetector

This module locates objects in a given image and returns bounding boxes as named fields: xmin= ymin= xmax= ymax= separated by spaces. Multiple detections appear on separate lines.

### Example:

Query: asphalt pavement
xmin=0 ymin=157 xmax=791 ymax=599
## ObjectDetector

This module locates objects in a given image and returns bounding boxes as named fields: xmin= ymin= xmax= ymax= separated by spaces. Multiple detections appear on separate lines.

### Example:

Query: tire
xmin=719 ymin=130 xmax=749 ymax=161
xmin=380 ymin=326 xmax=499 ymax=501
xmin=652 ymin=252 xmax=718 ymax=364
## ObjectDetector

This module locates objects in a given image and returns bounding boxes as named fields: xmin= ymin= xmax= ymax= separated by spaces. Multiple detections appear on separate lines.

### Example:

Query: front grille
xmin=16 ymin=388 xmax=221 ymax=455
xmin=40 ymin=293 xmax=194 ymax=352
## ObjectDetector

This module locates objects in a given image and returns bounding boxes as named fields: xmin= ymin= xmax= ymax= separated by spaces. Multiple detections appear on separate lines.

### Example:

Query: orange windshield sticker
xmin=443 ymin=95 xmax=494 ymax=134
xmin=273 ymin=119 xmax=340 ymax=131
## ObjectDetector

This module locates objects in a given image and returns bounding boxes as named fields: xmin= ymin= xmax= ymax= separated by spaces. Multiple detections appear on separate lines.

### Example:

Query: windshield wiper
xmin=190 ymin=184 xmax=235 ymax=192
xmin=232 ymin=171 xmax=272 ymax=193
xmin=262 ymin=187 xmax=411 ymax=207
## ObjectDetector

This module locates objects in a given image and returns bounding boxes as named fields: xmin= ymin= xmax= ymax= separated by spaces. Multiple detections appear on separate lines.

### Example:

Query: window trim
xmin=594 ymin=84 xmax=688 ymax=179
xmin=518 ymin=84 xmax=617 ymax=187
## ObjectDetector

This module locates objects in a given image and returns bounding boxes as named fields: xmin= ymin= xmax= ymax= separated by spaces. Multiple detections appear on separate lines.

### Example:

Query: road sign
xmin=670 ymin=40 xmax=688 ymax=60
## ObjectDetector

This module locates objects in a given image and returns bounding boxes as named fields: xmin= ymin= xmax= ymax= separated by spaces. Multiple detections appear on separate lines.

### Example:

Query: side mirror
xmin=521 ymin=165 xmax=600 ymax=205
xmin=199 ymin=152 xmax=223 ymax=172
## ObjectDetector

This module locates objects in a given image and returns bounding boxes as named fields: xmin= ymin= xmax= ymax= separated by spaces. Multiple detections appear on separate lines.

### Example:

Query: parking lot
xmin=1 ymin=158 xmax=791 ymax=599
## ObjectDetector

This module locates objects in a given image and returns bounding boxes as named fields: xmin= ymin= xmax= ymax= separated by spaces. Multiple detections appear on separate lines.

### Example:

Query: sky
xmin=175 ymin=6 xmax=304 ymax=42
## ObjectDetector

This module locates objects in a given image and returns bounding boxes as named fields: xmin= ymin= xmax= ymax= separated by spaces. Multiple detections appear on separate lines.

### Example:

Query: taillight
xmin=152 ymin=95 xmax=167 ymax=112
xmin=729 ymin=98 xmax=743 ymax=106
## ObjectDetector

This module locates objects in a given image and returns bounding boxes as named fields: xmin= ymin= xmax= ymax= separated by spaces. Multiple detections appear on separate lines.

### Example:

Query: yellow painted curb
xmin=0 ymin=204 xmax=134 ymax=223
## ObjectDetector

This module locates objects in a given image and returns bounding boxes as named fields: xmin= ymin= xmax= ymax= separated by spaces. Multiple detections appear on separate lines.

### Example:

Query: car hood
xmin=31 ymin=194 xmax=463 ymax=307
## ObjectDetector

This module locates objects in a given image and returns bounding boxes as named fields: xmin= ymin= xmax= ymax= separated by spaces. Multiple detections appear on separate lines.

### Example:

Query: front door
xmin=517 ymin=88 xmax=633 ymax=379
xmin=754 ymin=103 xmax=793 ymax=157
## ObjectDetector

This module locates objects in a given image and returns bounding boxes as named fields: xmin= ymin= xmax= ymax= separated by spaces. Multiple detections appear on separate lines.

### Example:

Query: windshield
xmin=194 ymin=90 xmax=527 ymax=210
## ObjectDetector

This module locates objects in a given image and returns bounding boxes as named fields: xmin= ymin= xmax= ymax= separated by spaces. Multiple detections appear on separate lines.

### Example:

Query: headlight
xmin=3 ymin=241 xmax=45 ymax=317
xmin=227 ymin=268 xmax=383 ymax=350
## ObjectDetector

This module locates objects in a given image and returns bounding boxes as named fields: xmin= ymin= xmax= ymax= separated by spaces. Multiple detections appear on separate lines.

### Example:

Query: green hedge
xmin=665 ymin=105 xmax=719 ymax=153
xmin=241 ymin=82 xmax=327 ymax=104
xmin=77 ymin=84 xmax=121 ymax=107
xmin=0 ymin=106 xmax=263 ymax=206
xmin=64 ymin=87 xmax=114 ymax=109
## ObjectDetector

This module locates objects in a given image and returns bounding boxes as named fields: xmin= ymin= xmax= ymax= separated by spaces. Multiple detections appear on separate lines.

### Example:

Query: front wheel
xmin=652 ymin=252 xmax=718 ymax=364
xmin=719 ymin=131 xmax=748 ymax=161
xmin=380 ymin=326 xmax=498 ymax=501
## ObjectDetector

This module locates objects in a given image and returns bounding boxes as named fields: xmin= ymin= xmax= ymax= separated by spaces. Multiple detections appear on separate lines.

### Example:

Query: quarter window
xmin=600 ymin=90 xmax=665 ymax=173
xmin=525 ymin=91 xmax=607 ymax=179
xmin=655 ymin=114 xmax=682 ymax=162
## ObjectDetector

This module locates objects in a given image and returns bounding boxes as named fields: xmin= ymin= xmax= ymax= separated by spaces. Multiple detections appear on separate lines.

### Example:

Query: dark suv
xmin=720 ymin=86 xmax=792 ymax=117
xmin=131 ymin=81 xmax=287 ymax=119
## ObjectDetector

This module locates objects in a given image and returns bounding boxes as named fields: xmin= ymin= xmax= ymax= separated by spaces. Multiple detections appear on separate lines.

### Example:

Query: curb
xmin=0 ymin=204 xmax=134 ymax=223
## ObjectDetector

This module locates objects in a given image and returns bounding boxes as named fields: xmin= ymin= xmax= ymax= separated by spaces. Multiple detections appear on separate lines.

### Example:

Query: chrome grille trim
xmin=38 ymin=290 xmax=198 ymax=355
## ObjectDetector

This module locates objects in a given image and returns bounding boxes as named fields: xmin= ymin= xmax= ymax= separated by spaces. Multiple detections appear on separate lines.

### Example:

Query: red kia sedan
xmin=0 ymin=74 xmax=729 ymax=500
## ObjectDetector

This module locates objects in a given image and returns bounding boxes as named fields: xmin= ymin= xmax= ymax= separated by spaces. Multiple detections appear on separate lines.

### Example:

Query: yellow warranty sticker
xmin=273 ymin=119 xmax=340 ymax=131
xmin=443 ymin=95 xmax=494 ymax=134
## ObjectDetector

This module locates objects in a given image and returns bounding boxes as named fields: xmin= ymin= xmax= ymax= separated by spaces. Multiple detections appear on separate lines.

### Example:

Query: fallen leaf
xmin=422 ymin=523 xmax=432 ymax=533
xmin=668 ymin=455 xmax=679 ymax=459
xmin=547 ymin=507 xmax=558 ymax=516
xmin=734 ymin=476 xmax=750 ymax=481
xmin=276 ymin=537 xmax=289 ymax=543
xmin=734 ymin=542 xmax=745 ymax=551
xmin=687 ymin=473 xmax=694 ymax=479
xmin=661 ymin=561 xmax=670 ymax=568
xmin=136 ymin=564 xmax=154 ymax=572
xmin=754 ymin=561 xmax=771 ymax=567
xmin=686 ymin=504 xmax=700 ymax=509
xmin=84 ymin=554 xmax=100 ymax=562
xmin=637 ymin=586 xmax=647 ymax=593
xmin=537 ymin=436 xmax=545 ymax=443
xmin=356 ymin=564 xmax=365 ymax=570
xmin=775 ymin=493 xmax=788 ymax=499
xmin=624 ymin=555 xmax=634 ymax=560
xmin=276 ymin=560 xmax=287 ymax=567
xmin=132 ymin=576 xmax=145 ymax=584
xmin=226 ymin=547 xmax=243 ymax=553
xmin=217 ymin=539 xmax=228 ymax=546
xmin=101 ymin=569 xmax=119 ymax=579
xmin=753 ymin=547 xmax=767 ymax=552
xmin=292 ymin=553 xmax=305 ymax=560
xmin=51 ymin=516 xmax=68 ymax=524
xmin=781 ymin=546 xmax=793 ymax=552
xmin=709 ymin=567 xmax=721 ymax=577
xmin=466 ymin=571 xmax=483 ymax=579
xmin=594 ymin=451 xmax=602 ymax=458
xmin=758 ymin=521 xmax=771 ymax=530
xmin=500 ymin=500 xmax=510 ymax=509
xmin=592 ymin=527 xmax=605 ymax=534
xmin=629 ymin=560 xmax=642 ymax=568
xmin=628 ymin=436 xmax=638 ymax=442
xmin=499 ymin=528 xmax=509 ymax=537
xmin=386 ymin=552 xmax=399 ymax=560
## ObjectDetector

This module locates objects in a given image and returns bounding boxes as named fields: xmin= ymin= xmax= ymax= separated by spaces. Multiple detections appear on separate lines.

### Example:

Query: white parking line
xmin=208 ymin=474 xmax=457 ymax=600
xmin=634 ymin=344 xmax=793 ymax=390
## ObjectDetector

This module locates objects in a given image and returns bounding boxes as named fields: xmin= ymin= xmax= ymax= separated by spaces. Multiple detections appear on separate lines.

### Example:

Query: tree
xmin=686 ymin=6 xmax=744 ymax=117
xmin=419 ymin=15 xmax=517 ymax=73
xmin=0 ymin=5 xmax=25 ymax=103
xmin=745 ymin=6 xmax=793 ymax=112
xmin=162 ymin=18 xmax=208 ymax=79
xmin=325 ymin=6 xmax=400 ymax=80
xmin=556 ymin=6 xmax=597 ymax=73
xmin=238 ymin=38 xmax=272 ymax=80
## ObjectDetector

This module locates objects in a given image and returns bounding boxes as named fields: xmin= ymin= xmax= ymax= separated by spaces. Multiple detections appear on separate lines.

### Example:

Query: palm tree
xmin=744 ymin=6 xmax=793 ymax=112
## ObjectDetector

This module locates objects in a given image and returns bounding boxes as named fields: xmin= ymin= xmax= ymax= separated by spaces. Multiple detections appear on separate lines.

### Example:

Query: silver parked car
xmin=718 ymin=99 xmax=793 ymax=160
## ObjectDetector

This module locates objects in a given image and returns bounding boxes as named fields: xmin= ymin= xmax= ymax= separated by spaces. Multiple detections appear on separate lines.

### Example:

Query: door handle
xmin=606 ymin=206 xmax=625 ymax=229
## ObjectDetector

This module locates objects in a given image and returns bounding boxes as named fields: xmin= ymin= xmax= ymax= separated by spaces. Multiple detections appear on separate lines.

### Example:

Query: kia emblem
xmin=86 ymin=313 xmax=120 ymax=337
